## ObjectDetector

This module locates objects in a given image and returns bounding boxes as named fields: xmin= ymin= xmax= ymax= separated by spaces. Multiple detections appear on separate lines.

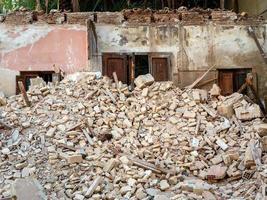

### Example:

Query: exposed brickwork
xmin=180 ymin=11 xmax=204 ymax=22
xmin=4 ymin=11 xmax=35 ymax=25
xmin=211 ymin=11 xmax=237 ymax=21
xmin=66 ymin=12 xmax=94 ymax=25
xmin=96 ymin=12 xmax=124 ymax=24
xmin=47 ymin=12 xmax=66 ymax=24
xmin=123 ymin=9 xmax=153 ymax=24
xmin=153 ymin=10 xmax=180 ymax=23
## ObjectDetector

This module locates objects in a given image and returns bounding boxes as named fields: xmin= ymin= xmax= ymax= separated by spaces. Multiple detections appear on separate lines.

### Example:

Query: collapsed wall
xmin=0 ymin=73 xmax=266 ymax=199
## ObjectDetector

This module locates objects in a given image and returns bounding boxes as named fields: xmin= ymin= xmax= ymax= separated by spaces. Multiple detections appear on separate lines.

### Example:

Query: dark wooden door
xmin=219 ymin=71 xmax=233 ymax=96
xmin=151 ymin=58 xmax=169 ymax=81
xmin=102 ymin=53 xmax=128 ymax=84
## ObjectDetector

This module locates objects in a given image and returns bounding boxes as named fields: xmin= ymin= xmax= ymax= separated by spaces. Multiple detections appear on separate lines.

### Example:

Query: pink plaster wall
xmin=0 ymin=25 xmax=88 ymax=73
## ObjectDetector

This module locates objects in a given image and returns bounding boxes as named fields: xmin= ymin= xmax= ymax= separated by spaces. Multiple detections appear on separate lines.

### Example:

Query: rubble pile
xmin=0 ymin=73 xmax=266 ymax=199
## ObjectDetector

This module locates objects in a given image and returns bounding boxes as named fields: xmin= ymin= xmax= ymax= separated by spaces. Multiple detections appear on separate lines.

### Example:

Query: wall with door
xmin=92 ymin=22 xmax=267 ymax=98
xmin=1 ymin=20 xmax=267 ymax=98
xmin=0 ymin=24 xmax=88 ymax=96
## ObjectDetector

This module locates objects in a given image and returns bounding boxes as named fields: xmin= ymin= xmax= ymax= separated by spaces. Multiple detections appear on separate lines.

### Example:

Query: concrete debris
xmin=209 ymin=83 xmax=221 ymax=96
xmin=217 ymin=92 xmax=243 ymax=118
xmin=234 ymin=101 xmax=262 ymax=121
xmin=0 ymin=91 xmax=7 ymax=106
xmin=0 ymin=72 xmax=266 ymax=199
xmin=134 ymin=73 xmax=154 ymax=89
xmin=255 ymin=123 xmax=267 ymax=137
xmin=11 ymin=178 xmax=46 ymax=200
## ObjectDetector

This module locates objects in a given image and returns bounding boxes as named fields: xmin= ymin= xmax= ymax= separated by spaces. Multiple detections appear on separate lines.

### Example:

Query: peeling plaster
xmin=0 ymin=24 xmax=88 ymax=73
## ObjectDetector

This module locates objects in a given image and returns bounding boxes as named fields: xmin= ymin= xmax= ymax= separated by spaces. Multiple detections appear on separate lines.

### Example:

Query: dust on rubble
xmin=0 ymin=72 xmax=266 ymax=199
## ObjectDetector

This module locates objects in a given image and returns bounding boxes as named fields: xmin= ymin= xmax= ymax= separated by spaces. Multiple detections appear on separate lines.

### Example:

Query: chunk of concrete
xmin=234 ymin=104 xmax=262 ymax=121
xmin=206 ymin=165 xmax=227 ymax=180
xmin=209 ymin=84 xmax=221 ymax=96
xmin=11 ymin=178 xmax=46 ymax=200
xmin=217 ymin=93 xmax=243 ymax=118
xmin=255 ymin=124 xmax=267 ymax=137
xmin=134 ymin=74 xmax=154 ymax=89
xmin=244 ymin=146 xmax=255 ymax=169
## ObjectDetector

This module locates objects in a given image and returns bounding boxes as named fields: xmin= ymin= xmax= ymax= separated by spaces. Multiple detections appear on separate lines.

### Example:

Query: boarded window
xmin=102 ymin=53 xmax=128 ymax=84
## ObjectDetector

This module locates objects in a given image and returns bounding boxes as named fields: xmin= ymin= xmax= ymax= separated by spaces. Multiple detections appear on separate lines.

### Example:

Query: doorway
xmin=16 ymin=71 xmax=53 ymax=94
xmin=218 ymin=68 xmax=252 ymax=96
xmin=134 ymin=55 xmax=149 ymax=78
xmin=102 ymin=52 xmax=171 ymax=86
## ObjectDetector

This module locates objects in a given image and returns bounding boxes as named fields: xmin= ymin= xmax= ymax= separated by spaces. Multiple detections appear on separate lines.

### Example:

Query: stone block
xmin=217 ymin=93 xmax=243 ymax=118
xmin=235 ymin=104 xmax=262 ymax=121
xmin=244 ymin=146 xmax=255 ymax=168
xmin=206 ymin=165 xmax=227 ymax=180
xmin=134 ymin=74 xmax=154 ymax=89
xmin=11 ymin=178 xmax=46 ymax=200
xmin=67 ymin=154 xmax=83 ymax=164
xmin=255 ymin=123 xmax=267 ymax=137
xmin=209 ymin=84 xmax=221 ymax=96
xmin=183 ymin=110 xmax=196 ymax=119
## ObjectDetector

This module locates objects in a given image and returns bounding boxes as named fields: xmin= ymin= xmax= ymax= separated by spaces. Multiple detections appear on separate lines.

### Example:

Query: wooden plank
xmin=85 ymin=176 xmax=102 ymax=198
xmin=247 ymin=26 xmax=267 ymax=64
xmin=196 ymin=77 xmax=217 ymax=88
xmin=82 ymin=129 xmax=94 ymax=145
xmin=129 ymin=157 xmax=170 ymax=174
xmin=186 ymin=65 xmax=215 ymax=90
xmin=112 ymin=72 xmax=119 ymax=89
xmin=200 ymin=104 xmax=217 ymax=118
xmin=18 ymin=81 xmax=31 ymax=107
xmin=65 ymin=122 xmax=82 ymax=132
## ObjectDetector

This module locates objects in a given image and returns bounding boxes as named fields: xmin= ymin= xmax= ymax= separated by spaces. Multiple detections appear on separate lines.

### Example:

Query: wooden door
xmin=102 ymin=53 xmax=128 ymax=84
xmin=219 ymin=71 xmax=233 ymax=96
xmin=151 ymin=57 xmax=169 ymax=81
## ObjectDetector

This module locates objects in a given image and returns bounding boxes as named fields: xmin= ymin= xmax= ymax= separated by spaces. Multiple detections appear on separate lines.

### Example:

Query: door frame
xmin=102 ymin=52 xmax=172 ymax=84
xmin=148 ymin=53 xmax=172 ymax=81
xmin=102 ymin=53 xmax=128 ymax=84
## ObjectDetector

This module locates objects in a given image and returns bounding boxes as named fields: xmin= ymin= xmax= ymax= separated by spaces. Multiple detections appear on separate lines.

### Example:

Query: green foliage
xmin=40 ymin=0 xmax=58 ymax=11
xmin=0 ymin=0 xmax=58 ymax=13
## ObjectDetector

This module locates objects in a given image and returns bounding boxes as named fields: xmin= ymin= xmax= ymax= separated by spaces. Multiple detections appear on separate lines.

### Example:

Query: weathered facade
xmin=0 ymin=10 xmax=267 ymax=99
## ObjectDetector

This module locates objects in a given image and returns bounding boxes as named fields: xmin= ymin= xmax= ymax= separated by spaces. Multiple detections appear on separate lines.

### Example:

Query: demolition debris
xmin=0 ymin=73 xmax=266 ymax=199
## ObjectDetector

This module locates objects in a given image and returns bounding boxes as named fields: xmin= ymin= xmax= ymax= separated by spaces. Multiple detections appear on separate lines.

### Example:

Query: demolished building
xmin=0 ymin=9 xmax=267 ymax=99
xmin=0 ymin=6 xmax=267 ymax=200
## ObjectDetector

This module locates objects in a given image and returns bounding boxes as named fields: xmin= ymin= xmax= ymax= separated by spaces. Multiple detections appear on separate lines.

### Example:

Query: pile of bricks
xmin=0 ymin=73 xmax=266 ymax=199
